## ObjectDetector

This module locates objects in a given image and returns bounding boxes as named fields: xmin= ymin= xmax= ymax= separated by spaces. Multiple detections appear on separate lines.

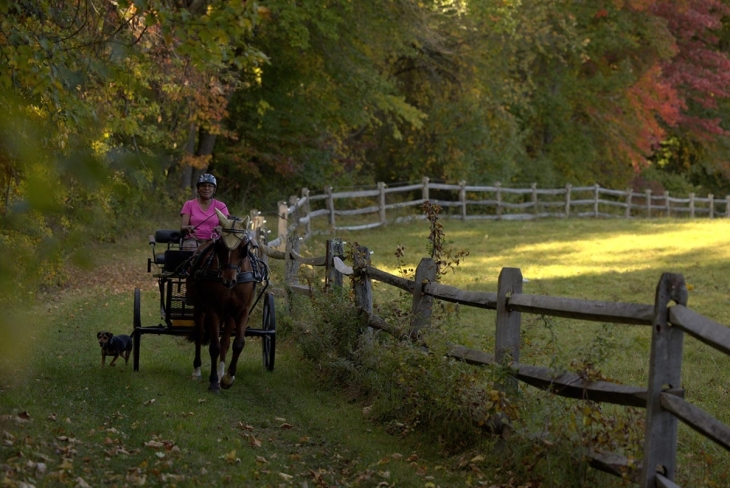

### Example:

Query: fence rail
xmin=250 ymin=228 xmax=730 ymax=488
xmin=261 ymin=178 xmax=728 ymax=248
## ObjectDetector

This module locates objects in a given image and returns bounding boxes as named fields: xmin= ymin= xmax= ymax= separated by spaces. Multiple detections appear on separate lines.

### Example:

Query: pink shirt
xmin=180 ymin=199 xmax=229 ymax=241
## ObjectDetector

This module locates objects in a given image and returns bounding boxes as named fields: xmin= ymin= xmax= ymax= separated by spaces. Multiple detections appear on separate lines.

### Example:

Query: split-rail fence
xmin=265 ymin=177 xmax=730 ymax=243
xmin=244 ymin=211 xmax=730 ymax=488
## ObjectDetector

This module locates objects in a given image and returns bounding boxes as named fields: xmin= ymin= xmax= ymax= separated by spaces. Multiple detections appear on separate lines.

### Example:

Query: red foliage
xmin=651 ymin=0 xmax=730 ymax=139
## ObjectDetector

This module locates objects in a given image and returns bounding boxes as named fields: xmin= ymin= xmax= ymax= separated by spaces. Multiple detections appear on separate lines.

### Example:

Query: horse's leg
xmin=218 ymin=316 xmax=232 ymax=382
xmin=208 ymin=314 xmax=222 ymax=393
xmin=221 ymin=302 xmax=251 ymax=389
xmin=191 ymin=309 xmax=204 ymax=380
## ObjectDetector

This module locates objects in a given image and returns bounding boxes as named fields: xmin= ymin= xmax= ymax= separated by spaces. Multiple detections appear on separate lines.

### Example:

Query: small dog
xmin=97 ymin=332 xmax=133 ymax=367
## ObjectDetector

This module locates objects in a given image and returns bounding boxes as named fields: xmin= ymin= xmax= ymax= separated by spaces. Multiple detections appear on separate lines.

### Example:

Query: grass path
xmin=4 ymin=217 xmax=730 ymax=487
xmin=0 ymin=230 xmax=472 ymax=487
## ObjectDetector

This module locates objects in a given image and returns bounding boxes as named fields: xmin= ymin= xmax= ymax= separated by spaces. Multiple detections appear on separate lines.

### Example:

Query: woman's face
xmin=198 ymin=183 xmax=215 ymax=198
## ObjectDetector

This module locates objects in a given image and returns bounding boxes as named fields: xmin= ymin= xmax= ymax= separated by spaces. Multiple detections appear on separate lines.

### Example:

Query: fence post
xmin=326 ymin=186 xmax=335 ymax=232
xmin=709 ymin=194 xmax=714 ymax=219
xmin=301 ymin=188 xmax=311 ymax=238
xmin=284 ymin=234 xmax=301 ymax=286
xmin=726 ymin=195 xmax=730 ymax=218
xmin=565 ymin=184 xmax=572 ymax=217
xmin=594 ymin=184 xmax=600 ymax=217
xmin=277 ymin=200 xmax=288 ymax=251
xmin=378 ymin=181 xmax=386 ymax=225
xmin=249 ymin=209 xmax=268 ymax=264
xmin=690 ymin=193 xmax=695 ymax=218
xmin=410 ymin=257 xmax=437 ymax=338
xmin=325 ymin=238 xmax=345 ymax=290
xmin=496 ymin=267 xmax=523 ymax=392
xmin=625 ymin=188 xmax=633 ymax=218
xmin=641 ymin=273 xmax=687 ymax=488
xmin=459 ymin=180 xmax=467 ymax=220
xmin=422 ymin=176 xmax=430 ymax=202
xmin=664 ymin=191 xmax=670 ymax=217
xmin=352 ymin=245 xmax=373 ymax=314
xmin=645 ymin=189 xmax=652 ymax=218
xmin=531 ymin=182 xmax=538 ymax=218
xmin=496 ymin=182 xmax=502 ymax=219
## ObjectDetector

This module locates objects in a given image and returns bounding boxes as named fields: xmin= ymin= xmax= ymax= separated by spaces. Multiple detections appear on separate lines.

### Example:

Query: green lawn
xmin=2 ymin=217 xmax=730 ymax=487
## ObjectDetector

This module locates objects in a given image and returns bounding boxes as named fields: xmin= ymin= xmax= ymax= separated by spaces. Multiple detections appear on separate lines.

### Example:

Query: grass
xmin=298 ymin=216 xmax=730 ymax=486
xmin=0 ymin=231 xmax=469 ymax=487
xmin=2 ymin=216 xmax=730 ymax=486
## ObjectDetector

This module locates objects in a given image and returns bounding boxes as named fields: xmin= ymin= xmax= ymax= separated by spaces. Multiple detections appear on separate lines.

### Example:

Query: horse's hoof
xmin=220 ymin=374 xmax=235 ymax=390
xmin=208 ymin=385 xmax=221 ymax=394
xmin=191 ymin=373 xmax=201 ymax=381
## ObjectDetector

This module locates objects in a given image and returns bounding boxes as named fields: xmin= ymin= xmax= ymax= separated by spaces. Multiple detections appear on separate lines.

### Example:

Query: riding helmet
xmin=197 ymin=173 xmax=217 ymax=188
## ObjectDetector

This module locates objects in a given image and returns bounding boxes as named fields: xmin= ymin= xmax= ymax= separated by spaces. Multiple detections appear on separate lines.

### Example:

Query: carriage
xmin=132 ymin=224 xmax=276 ymax=377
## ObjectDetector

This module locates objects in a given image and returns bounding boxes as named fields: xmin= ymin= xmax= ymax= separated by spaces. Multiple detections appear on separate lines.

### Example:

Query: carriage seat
xmin=148 ymin=230 xmax=191 ymax=273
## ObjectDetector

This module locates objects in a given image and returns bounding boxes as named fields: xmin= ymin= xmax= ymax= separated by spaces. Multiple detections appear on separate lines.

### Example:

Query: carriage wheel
xmin=134 ymin=287 xmax=142 ymax=329
xmin=261 ymin=292 xmax=276 ymax=372
xmin=133 ymin=288 xmax=142 ymax=371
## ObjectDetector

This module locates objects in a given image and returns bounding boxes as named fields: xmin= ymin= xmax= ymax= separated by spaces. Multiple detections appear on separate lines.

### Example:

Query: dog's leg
xmin=109 ymin=354 xmax=118 ymax=367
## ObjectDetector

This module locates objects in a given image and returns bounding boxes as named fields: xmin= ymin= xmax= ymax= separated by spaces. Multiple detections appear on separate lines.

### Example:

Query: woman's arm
xmin=181 ymin=213 xmax=194 ymax=235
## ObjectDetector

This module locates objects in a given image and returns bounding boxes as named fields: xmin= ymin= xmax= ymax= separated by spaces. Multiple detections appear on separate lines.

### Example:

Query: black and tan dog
xmin=97 ymin=332 xmax=133 ymax=367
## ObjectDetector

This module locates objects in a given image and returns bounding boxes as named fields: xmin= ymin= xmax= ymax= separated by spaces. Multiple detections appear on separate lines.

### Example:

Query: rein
xmin=192 ymin=240 xmax=250 ymax=284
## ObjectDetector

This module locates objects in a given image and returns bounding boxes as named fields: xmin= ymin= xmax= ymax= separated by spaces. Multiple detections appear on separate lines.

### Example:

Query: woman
xmin=180 ymin=173 xmax=230 ymax=249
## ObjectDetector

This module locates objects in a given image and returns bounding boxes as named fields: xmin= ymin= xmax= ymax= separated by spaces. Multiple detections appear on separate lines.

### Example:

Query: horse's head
xmin=214 ymin=209 xmax=251 ymax=288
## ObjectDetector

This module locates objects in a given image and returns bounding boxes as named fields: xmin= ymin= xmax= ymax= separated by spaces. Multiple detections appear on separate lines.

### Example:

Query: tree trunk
xmin=180 ymin=122 xmax=197 ymax=191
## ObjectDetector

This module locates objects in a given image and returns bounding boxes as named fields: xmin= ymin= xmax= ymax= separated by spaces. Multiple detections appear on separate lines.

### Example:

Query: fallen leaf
xmin=75 ymin=476 xmax=92 ymax=488
xmin=17 ymin=411 xmax=30 ymax=421
xmin=48 ymin=413 xmax=57 ymax=421
xmin=256 ymin=456 xmax=268 ymax=464
xmin=391 ymin=453 xmax=403 ymax=461
xmin=197 ymin=399 xmax=206 ymax=404
xmin=249 ymin=436 xmax=262 ymax=448
xmin=470 ymin=455 xmax=485 ymax=463
xmin=274 ymin=417 xmax=286 ymax=422
xmin=145 ymin=440 xmax=164 ymax=448
xmin=143 ymin=399 xmax=155 ymax=406
xmin=279 ymin=423 xmax=293 ymax=429
xmin=279 ymin=472 xmax=293 ymax=481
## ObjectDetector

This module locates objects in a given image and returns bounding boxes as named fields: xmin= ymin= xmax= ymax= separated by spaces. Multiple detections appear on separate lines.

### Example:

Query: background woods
xmin=4 ymin=1 xmax=730 ymax=312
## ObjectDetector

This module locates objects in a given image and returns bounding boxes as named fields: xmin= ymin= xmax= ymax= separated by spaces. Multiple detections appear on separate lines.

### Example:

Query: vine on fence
xmin=422 ymin=201 xmax=469 ymax=281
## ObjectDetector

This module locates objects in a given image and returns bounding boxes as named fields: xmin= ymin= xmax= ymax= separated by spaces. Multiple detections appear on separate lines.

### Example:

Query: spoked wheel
xmin=261 ymin=292 xmax=276 ymax=372
xmin=134 ymin=287 xmax=142 ymax=329
xmin=133 ymin=287 xmax=142 ymax=371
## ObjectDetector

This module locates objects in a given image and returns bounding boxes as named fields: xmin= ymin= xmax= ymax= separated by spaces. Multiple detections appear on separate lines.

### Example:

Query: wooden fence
xmin=262 ymin=177 xmax=730 ymax=247
xmin=249 ymin=228 xmax=730 ymax=488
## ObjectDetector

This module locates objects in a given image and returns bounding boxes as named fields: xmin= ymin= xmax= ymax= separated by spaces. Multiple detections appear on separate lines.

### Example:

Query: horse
xmin=186 ymin=208 xmax=256 ymax=393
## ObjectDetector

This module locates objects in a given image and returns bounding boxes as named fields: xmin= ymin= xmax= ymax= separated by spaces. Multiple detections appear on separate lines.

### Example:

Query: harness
xmin=188 ymin=237 xmax=269 ymax=285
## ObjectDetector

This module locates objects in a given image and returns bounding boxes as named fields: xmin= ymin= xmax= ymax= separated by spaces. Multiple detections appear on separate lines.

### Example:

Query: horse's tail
xmin=186 ymin=320 xmax=212 ymax=345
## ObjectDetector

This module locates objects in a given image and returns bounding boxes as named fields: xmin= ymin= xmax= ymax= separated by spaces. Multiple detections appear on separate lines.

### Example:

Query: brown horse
xmin=186 ymin=209 xmax=255 ymax=393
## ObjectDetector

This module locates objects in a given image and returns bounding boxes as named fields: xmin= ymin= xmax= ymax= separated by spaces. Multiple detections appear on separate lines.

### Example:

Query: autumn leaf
xmin=75 ymin=477 xmax=92 ymax=488
xmin=220 ymin=450 xmax=240 ymax=464
xmin=249 ymin=435 xmax=262 ymax=448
